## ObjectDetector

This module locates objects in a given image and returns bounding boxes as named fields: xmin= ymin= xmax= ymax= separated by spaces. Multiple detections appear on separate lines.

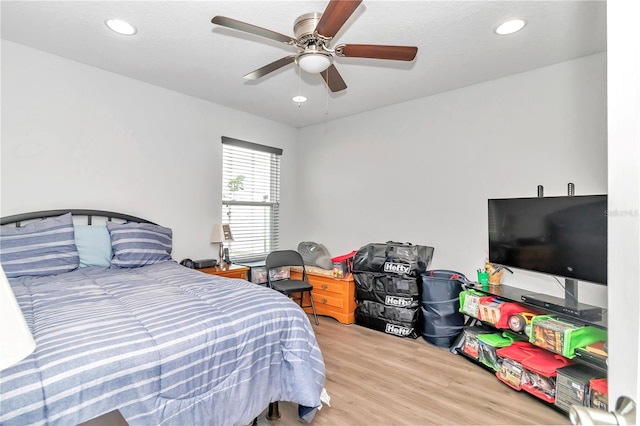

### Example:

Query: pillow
xmin=0 ymin=212 xmax=80 ymax=278
xmin=74 ymin=225 xmax=113 ymax=268
xmin=107 ymin=221 xmax=172 ymax=268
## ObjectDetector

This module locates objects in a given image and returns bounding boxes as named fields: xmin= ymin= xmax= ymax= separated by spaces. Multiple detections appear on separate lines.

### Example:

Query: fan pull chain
xmin=297 ymin=65 xmax=303 ymax=108
xmin=325 ymin=69 xmax=329 ymax=115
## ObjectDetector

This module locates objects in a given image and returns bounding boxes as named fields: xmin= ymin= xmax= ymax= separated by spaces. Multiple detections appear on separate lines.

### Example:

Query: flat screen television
xmin=488 ymin=195 xmax=607 ymax=285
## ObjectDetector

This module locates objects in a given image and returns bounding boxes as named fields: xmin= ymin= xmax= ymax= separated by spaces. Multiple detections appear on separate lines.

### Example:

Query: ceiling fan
xmin=211 ymin=0 xmax=418 ymax=93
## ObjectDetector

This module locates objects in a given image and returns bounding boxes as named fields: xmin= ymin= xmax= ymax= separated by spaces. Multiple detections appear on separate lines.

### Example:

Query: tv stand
xmin=474 ymin=283 xmax=607 ymax=328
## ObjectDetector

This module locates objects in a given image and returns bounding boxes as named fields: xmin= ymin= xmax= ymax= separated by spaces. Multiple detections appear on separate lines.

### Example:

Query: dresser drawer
xmin=314 ymin=292 xmax=344 ymax=309
xmin=291 ymin=272 xmax=345 ymax=293
xmin=312 ymin=280 xmax=345 ymax=295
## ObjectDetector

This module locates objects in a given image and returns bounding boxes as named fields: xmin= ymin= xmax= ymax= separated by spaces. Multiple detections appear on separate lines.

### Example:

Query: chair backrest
xmin=266 ymin=250 xmax=304 ymax=269
xmin=266 ymin=250 xmax=307 ymax=284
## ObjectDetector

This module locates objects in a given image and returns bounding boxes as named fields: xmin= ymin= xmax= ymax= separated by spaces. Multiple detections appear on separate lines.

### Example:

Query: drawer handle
xmin=321 ymin=298 xmax=328 ymax=304
xmin=321 ymin=284 xmax=328 ymax=290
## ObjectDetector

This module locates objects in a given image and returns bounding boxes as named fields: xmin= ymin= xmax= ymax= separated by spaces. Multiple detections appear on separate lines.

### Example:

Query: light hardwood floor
xmin=257 ymin=316 xmax=570 ymax=426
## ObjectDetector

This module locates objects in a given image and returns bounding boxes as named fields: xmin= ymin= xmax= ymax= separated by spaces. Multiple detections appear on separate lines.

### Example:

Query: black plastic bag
xmin=353 ymin=271 xmax=420 ymax=308
xmin=355 ymin=300 xmax=419 ymax=339
xmin=352 ymin=242 xmax=434 ymax=277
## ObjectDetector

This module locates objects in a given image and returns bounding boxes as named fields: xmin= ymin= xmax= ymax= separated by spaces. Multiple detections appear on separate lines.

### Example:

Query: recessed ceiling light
xmin=105 ymin=19 xmax=137 ymax=36
xmin=495 ymin=19 xmax=526 ymax=35
xmin=292 ymin=95 xmax=307 ymax=103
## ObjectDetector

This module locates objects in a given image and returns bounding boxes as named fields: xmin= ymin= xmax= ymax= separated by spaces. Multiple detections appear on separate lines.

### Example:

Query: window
xmin=221 ymin=137 xmax=282 ymax=262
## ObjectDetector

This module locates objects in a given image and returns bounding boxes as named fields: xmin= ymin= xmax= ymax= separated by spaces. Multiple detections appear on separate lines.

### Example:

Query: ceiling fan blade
xmin=315 ymin=0 xmax=363 ymax=39
xmin=243 ymin=56 xmax=296 ymax=80
xmin=336 ymin=44 xmax=418 ymax=61
xmin=320 ymin=64 xmax=347 ymax=92
xmin=212 ymin=16 xmax=297 ymax=45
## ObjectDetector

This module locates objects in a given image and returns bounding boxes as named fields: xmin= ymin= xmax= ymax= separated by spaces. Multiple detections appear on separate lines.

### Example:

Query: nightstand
xmin=198 ymin=263 xmax=249 ymax=280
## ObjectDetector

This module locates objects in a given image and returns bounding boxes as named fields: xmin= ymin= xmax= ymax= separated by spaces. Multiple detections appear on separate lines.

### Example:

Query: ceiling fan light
xmin=495 ymin=19 xmax=526 ymax=35
xmin=292 ymin=95 xmax=307 ymax=103
xmin=105 ymin=19 xmax=137 ymax=35
xmin=297 ymin=51 xmax=333 ymax=74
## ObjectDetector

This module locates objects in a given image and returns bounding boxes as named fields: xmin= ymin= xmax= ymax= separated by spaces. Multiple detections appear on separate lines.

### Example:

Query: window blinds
xmin=221 ymin=137 xmax=282 ymax=263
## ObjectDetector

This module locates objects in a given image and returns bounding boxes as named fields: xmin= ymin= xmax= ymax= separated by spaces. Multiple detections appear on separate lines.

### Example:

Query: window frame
xmin=221 ymin=136 xmax=282 ymax=263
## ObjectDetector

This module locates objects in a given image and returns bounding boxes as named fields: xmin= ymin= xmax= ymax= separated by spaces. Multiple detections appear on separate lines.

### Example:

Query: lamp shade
xmin=210 ymin=224 xmax=234 ymax=243
xmin=0 ymin=265 xmax=36 ymax=371
xmin=297 ymin=50 xmax=333 ymax=74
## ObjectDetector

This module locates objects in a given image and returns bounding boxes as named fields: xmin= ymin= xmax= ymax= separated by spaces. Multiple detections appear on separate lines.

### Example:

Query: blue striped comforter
xmin=0 ymin=261 xmax=325 ymax=425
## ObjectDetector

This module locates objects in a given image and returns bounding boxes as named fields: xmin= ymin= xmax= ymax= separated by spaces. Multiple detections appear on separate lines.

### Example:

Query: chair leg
xmin=307 ymin=290 xmax=319 ymax=326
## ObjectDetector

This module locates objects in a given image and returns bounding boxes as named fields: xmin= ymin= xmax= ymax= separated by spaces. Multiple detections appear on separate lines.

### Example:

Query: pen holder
xmin=477 ymin=271 xmax=489 ymax=287
xmin=488 ymin=269 xmax=504 ymax=285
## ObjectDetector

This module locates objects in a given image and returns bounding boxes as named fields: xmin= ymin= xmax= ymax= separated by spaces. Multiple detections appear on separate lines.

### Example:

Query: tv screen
xmin=488 ymin=195 xmax=607 ymax=285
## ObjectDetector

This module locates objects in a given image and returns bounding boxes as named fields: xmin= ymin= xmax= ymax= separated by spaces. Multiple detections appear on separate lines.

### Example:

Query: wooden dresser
xmin=197 ymin=263 xmax=249 ymax=280
xmin=290 ymin=269 xmax=355 ymax=324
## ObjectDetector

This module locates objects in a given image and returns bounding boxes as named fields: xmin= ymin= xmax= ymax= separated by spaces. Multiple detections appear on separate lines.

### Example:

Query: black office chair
xmin=266 ymin=250 xmax=319 ymax=326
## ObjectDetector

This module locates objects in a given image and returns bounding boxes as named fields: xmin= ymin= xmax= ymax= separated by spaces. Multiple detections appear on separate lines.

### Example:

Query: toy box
xmin=520 ymin=348 xmax=571 ymax=403
xmin=331 ymin=250 xmax=356 ymax=278
xmin=477 ymin=297 xmax=531 ymax=329
xmin=459 ymin=289 xmax=486 ymax=318
xmin=477 ymin=331 xmax=526 ymax=371
xmin=496 ymin=341 xmax=541 ymax=390
xmin=530 ymin=315 xmax=608 ymax=358
xmin=458 ymin=326 xmax=492 ymax=360
xmin=495 ymin=340 xmax=571 ymax=402
xmin=499 ymin=358 xmax=525 ymax=390
xmin=478 ymin=297 xmax=502 ymax=325
xmin=590 ymin=378 xmax=608 ymax=411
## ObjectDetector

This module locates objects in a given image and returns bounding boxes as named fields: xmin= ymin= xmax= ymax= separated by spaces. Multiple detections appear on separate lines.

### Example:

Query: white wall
xmin=607 ymin=0 xmax=640 ymax=416
xmin=1 ymin=42 xmax=609 ymax=307
xmin=297 ymin=53 xmax=608 ymax=306
xmin=0 ymin=40 xmax=301 ymax=262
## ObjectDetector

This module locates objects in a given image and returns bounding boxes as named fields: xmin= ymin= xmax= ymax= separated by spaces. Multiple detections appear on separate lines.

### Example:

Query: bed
xmin=0 ymin=210 xmax=326 ymax=426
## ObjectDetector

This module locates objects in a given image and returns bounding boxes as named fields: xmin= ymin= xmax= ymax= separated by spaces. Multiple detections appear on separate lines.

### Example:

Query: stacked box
xmin=555 ymin=365 xmax=600 ymax=413
xmin=352 ymin=242 xmax=434 ymax=339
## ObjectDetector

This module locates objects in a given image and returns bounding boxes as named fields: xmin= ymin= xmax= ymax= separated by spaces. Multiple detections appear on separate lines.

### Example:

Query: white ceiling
xmin=1 ymin=1 xmax=606 ymax=129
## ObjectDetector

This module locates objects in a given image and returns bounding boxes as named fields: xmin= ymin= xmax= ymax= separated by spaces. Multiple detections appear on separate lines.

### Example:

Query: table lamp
xmin=0 ymin=265 xmax=36 ymax=371
xmin=211 ymin=224 xmax=234 ymax=263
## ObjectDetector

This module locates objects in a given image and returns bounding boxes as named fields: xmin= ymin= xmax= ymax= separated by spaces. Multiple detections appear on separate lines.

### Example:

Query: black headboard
xmin=1 ymin=209 xmax=157 ymax=226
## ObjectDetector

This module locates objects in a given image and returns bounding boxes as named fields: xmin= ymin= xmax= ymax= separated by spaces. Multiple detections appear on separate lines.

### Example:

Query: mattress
xmin=0 ymin=261 xmax=325 ymax=426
